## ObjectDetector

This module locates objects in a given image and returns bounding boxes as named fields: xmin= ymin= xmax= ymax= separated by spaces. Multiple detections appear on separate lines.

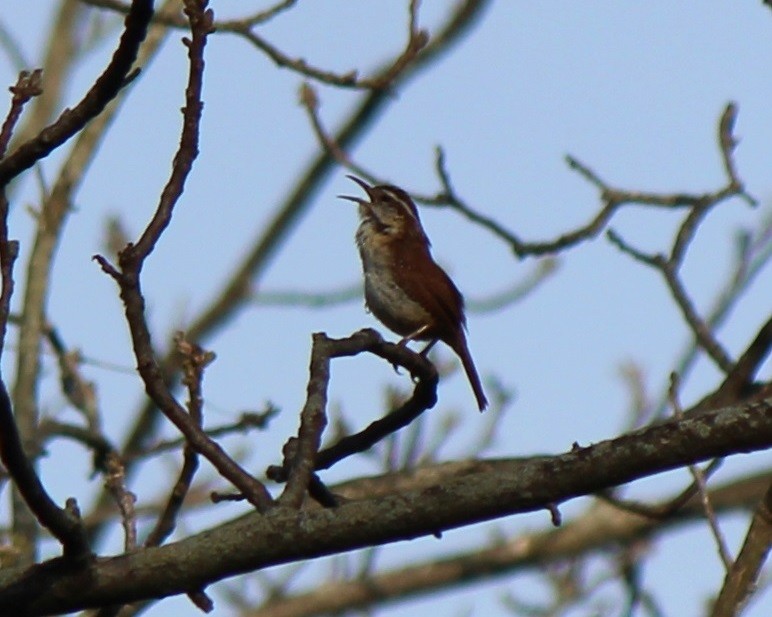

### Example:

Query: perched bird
xmin=340 ymin=176 xmax=488 ymax=411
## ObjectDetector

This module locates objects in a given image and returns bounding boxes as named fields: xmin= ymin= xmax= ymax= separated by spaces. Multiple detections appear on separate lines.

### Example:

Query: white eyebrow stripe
xmin=381 ymin=188 xmax=419 ymax=222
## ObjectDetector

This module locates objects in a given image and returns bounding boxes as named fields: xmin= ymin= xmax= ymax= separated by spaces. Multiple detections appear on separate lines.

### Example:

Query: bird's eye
xmin=384 ymin=197 xmax=402 ymax=214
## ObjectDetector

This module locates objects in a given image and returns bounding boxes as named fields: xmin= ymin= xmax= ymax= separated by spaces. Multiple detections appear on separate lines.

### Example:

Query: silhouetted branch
xmin=110 ymin=0 xmax=491 ymax=524
xmin=418 ymin=104 xmax=756 ymax=261
xmin=2 ymin=399 xmax=769 ymax=615
xmin=649 ymin=213 xmax=772 ymax=420
xmin=0 ymin=380 xmax=91 ymax=561
xmin=93 ymin=0 xmax=272 ymax=512
xmin=41 ymin=321 xmax=100 ymax=429
xmin=604 ymin=105 xmax=756 ymax=375
xmin=267 ymin=329 xmax=438 ymax=492
xmin=597 ymin=459 xmax=723 ymax=520
xmin=144 ymin=334 xmax=214 ymax=548
xmin=711 ymin=482 xmax=772 ymax=617
xmin=85 ymin=0 xmax=298 ymax=28
xmin=38 ymin=419 xmax=116 ymax=473
xmin=0 ymin=0 xmax=152 ymax=187
xmin=669 ymin=373 xmax=733 ymax=571
xmin=129 ymin=408 xmax=277 ymax=461
xmin=0 ymin=70 xmax=42 ymax=157
xmin=86 ymin=0 xmax=429 ymax=89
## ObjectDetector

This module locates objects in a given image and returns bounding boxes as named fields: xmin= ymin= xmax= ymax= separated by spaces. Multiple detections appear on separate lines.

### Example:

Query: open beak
xmin=338 ymin=175 xmax=373 ymax=204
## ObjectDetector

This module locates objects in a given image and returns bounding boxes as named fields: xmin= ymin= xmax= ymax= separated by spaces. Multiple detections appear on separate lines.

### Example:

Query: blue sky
xmin=1 ymin=2 xmax=770 ymax=615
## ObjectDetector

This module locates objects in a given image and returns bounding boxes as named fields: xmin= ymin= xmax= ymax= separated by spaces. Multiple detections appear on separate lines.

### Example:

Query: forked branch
xmin=93 ymin=0 xmax=272 ymax=512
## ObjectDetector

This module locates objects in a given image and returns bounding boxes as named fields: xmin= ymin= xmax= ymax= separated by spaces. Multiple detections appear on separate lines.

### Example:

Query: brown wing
xmin=397 ymin=242 xmax=487 ymax=410
xmin=396 ymin=241 xmax=466 ymax=342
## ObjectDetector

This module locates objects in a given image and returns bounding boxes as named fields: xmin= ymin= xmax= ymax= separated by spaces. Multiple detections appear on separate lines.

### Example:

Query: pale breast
xmin=356 ymin=223 xmax=431 ymax=335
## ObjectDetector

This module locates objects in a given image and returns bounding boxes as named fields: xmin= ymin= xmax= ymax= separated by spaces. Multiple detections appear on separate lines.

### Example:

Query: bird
xmin=340 ymin=175 xmax=488 ymax=411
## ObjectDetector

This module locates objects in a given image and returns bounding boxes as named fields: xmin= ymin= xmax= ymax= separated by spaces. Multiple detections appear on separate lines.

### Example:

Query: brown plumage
xmin=340 ymin=176 xmax=488 ymax=411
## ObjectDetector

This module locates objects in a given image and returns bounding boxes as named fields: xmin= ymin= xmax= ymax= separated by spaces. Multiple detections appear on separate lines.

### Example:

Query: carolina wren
xmin=340 ymin=176 xmax=488 ymax=411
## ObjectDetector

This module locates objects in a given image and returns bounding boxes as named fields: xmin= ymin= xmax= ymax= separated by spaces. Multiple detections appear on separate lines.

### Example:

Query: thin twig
xmin=711 ymin=483 xmax=772 ymax=617
xmin=85 ymin=0 xmax=429 ymax=89
xmin=35 ymin=422 xmax=138 ymax=551
xmin=298 ymin=82 xmax=370 ymax=177
xmin=598 ymin=459 xmax=724 ymax=520
xmin=104 ymin=452 xmax=137 ymax=552
xmin=670 ymin=373 xmax=734 ymax=571
xmin=0 ymin=379 xmax=91 ymax=560
xmin=0 ymin=70 xmax=43 ymax=158
xmin=420 ymin=103 xmax=757 ymax=260
xmin=717 ymin=102 xmax=756 ymax=207
xmin=602 ymin=105 xmax=755 ymax=376
xmin=38 ymin=419 xmax=116 ymax=473
xmin=0 ymin=0 xmax=152 ymax=187
xmin=661 ymin=260 xmax=734 ymax=373
xmin=7 ymin=0 xmax=87 ymax=157
xmin=266 ymin=329 xmax=438 ymax=489
xmin=130 ymin=408 xmax=277 ymax=461
xmin=84 ymin=0 xmax=299 ymax=28
xmin=106 ymin=0 xmax=491 ymax=524
xmin=144 ymin=333 xmax=214 ymax=546
xmin=93 ymin=0 xmax=273 ymax=512
xmin=648 ymin=214 xmax=772 ymax=421
xmin=43 ymin=321 xmax=100 ymax=429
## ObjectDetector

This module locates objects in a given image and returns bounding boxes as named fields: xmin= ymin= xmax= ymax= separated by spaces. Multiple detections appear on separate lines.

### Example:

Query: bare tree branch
xmin=0 ymin=0 xmax=152 ymax=187
xmin=260 ymin=469 xmax=764 ymax=617
xmin=101 ymin=0 xmax=492 ymax=538
xmin=268 ymin=329 xmax=438 ymax=506
xmin=9 ymin=0 xmax=159 ymax=567
xmin=711 ymin=482 xmax=772 ymax=617
xmin=143 ymin=334 xmax=214 ymax=547
xmin=0 ymin=379 xmax=91 ymax=561
xmin=94 ymin=0 xmax=273 ymax=512
xmin=0 ymin=397 xmax=769 ymax=615
xmin=85 ymin=0 xmax=430 ymax=89
xmin=670 ymin=373 xmax=733 ymax=571
xmin=7 ymin=0 xmax=84 ymax=157
xmin=0 ymin=71 xmax=43 ymax=157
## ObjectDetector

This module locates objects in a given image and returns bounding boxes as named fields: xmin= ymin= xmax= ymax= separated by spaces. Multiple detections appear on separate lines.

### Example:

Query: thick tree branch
xmin=0 ymin=396 xmax=770 ymax=615
xmin=98 ymin=0 xmax=491 ymax=540
xmin=250 ymin=471 xmax=771 ymax=617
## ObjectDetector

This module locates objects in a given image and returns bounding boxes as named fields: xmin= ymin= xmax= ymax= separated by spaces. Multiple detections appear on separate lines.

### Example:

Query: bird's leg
xmin=418 ymin=338 xmax=438 ymax=357
xmin=392 ymin=325 xmax=433 ymax=379
xmin=398 ymin=324 xmax=430 ymax=346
